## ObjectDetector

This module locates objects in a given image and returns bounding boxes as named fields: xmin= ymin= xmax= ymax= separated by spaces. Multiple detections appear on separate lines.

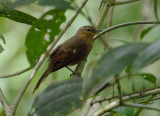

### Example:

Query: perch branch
xmin=94 ymin=87 xmax=160 ymax=116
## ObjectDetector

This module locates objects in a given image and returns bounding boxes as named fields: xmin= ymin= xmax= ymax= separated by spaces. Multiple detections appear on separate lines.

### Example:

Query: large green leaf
xmin=83 ymin=43 xmax=149 ymax=99
xmin=31 ymin=78 xmax=83 ymax=116
xmin=0 ymin=0 xmax=38 ymax=27
xmin=132 ymin=39 xmax=160 ymax=72
xmin=0 ymin=34 xmax=5 ymax=53
xmin=113 ymin=106 xmax=134 ymax=116
xmin=25 ymin=9 xmax=66 ymax=66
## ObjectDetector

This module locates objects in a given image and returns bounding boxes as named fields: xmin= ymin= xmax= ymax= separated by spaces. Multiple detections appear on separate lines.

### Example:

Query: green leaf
xmin=132 ymin=39 xmax=160 ymax=72
xmin=0 ymin=0 xmax=38 ymax=27
xmin=31 ymin=78 xmax=83 ymax=116
xmin=0 ymin=34 xmax=5 ymax=53
xmin=113 ymin=106 xmax=134 ymax=116
xmin=39 ymin=0 xmax=74 ymax=10
xmin=136 ymin=73 xmax=157 ymax=85
xmin=140 ymin=25 xmax=156 ymax=40
xmin=153 ymin=0 xmax=159 ymax=21
xmin=83 ymin=43 xmax=149 ymax=99
xmin=25 ymin=9 xmax=66 ymax=66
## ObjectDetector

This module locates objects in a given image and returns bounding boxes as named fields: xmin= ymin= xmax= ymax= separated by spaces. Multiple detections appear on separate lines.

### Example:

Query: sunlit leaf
xmin=31 ymin=78 xmax=83 ymax=116
xmin=140 ymin=25 xmax=156 ymax=40
xmin=136 ymin=73 xmax=157 ymax=85
xmin=25 ymin=9 xmax=66 ymax=66
xmin=83 ymin=43 xmax=149 ymax=99
xmin=113 ymin=106 xmax=134 ymax=116
xmin=132 ymin=39 xmax=160 ymax=72
xmin=39 ymin=0 xmax=74 ymax=10
xmin=153 ymin=0 xmax=159 ymax=20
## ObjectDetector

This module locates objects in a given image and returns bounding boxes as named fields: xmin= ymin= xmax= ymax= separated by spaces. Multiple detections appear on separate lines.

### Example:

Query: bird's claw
xmin=70 ymin=72 xmax=81 ymax=78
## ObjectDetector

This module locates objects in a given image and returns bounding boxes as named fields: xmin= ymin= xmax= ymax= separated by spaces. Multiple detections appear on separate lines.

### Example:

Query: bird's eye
xmin=87 ymin=29 xmax=91 ymax=31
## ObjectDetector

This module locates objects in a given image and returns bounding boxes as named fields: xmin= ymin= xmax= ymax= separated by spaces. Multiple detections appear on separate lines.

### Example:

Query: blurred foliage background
xmin=0 ymin=0 xmax=160 ymax=116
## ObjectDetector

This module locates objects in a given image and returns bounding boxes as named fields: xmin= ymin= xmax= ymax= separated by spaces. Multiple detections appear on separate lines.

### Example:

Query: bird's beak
xmin=95 ymin=29 xmax=102 ymax=33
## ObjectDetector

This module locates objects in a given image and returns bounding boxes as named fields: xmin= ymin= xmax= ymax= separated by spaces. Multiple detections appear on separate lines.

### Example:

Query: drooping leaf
xmin=83 ymin=43 xmax=149 ymax=99
xmin=135 ymin=73 xmax=157 ymax=85
xmin=39 ymin=0 xmax=74 ymax=10
xmin=0 ymin=0 xmax=38 ymax=27
xmin=142 ymin=73 xmax=157 ymax=85
xmin=31 ymin=78 xmax=83 ymax=116
xmin=132 ymin=39 xmax=160 ymax=72
xmin=0 ymin=34 xmax=5 ymax=53
xmin=25 ymin=9 xmax=66 ymax=66
xmin=140 ymin=25 xmax=156 ymax=40
xmin=153 ymin=0 xmax=159 ymax=21
xmin=113 ymin=106 xmax=134 ymax=116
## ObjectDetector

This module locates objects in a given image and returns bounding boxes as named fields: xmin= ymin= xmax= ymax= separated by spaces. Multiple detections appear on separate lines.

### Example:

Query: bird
xmin=33 ymin=26 xmax=101 ymax=93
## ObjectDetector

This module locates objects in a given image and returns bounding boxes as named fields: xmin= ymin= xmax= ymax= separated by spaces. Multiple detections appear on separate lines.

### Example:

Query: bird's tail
xmin=33 ymin=69 xmax=50 ymax=93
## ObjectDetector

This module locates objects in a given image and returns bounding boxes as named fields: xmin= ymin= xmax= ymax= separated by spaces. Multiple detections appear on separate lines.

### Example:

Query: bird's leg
xmin=66 ymin=66 xmax=74 ymax=72
xmin=65 ymin=66 xmax=80 ymax=77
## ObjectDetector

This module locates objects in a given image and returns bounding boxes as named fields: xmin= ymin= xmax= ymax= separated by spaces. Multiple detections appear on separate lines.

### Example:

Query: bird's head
xmin=76 ymin=26 xmax=101 ymax=38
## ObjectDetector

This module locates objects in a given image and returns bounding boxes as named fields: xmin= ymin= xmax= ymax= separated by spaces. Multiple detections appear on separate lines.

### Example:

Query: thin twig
xmin=124 ymin=102 xmax=160 ymax=112
xmin=94 ymin=21 xmax=160 ymax=40
xmin=0 ymin=67 xmax=31 ymax=78
xmin=104 ymin=3 xmax=115 ymax=49
xmin=11 ymin=0 xmax=89 ymax=115
xmin=94 ymin=87 xmax=160 ymax=116
xmin=0 ymin=88 xmax=12 ymax=116
xmin=73 ymin=1 xmax=94 ymax=25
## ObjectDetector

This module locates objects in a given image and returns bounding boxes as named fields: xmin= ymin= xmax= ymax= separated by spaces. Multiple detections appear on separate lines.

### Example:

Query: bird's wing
xmin=50 ymin=39 xmax=88 ymax=71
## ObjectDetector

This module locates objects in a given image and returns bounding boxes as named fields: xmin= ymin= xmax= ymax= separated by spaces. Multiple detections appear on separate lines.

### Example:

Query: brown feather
xmin=33 ymin=68 xmax=51 ymax=93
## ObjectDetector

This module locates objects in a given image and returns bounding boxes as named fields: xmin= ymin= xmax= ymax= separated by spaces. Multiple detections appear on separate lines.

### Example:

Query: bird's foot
xmin=70 ymin=72 xmax=81 ymax=78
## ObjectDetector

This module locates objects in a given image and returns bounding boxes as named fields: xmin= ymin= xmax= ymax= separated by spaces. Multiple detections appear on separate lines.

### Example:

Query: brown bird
xmin=33 ymin=26 xmax=101 ymax=92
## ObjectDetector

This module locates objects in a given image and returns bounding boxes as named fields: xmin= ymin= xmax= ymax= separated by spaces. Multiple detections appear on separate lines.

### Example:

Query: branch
xmin=94 ymin=21 xmax=160 ymax=40
xmin=94 ymin=87 xmax=160 ymax=116
xmin=0 ymin=67 xmax=31 ymax=78
xmin=11 ymin=0 xmax=89 ymax=115
xmin=124 ymin=102 xmax=160 ymax=112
